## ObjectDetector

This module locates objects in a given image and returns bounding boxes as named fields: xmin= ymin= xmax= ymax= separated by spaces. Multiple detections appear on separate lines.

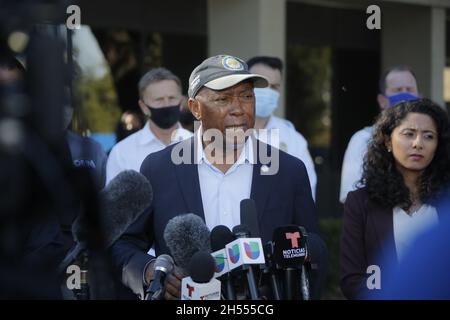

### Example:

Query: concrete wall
xmin=208 ymin=0 xmax=287 ymax=116
xmin=381 ymin=3 xmax=446 ymax=106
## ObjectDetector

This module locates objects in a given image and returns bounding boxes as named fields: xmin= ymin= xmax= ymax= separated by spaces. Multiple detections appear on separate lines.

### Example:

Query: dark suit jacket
xmin=111 ymin=137 xmax=318 ymax=299
xmin=340 ymin=188 xmax=446 ymax=299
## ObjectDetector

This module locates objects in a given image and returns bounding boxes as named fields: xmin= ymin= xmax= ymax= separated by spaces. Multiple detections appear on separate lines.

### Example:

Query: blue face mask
xmin=254 ymin=88 xmax=280 ymax=118
xmin=387 ymin=92 xmax=418 ymax=107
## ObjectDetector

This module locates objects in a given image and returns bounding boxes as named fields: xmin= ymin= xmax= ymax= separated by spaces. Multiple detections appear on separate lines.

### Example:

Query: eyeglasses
xmin=207 ymin=92 xmax=255 ymax=107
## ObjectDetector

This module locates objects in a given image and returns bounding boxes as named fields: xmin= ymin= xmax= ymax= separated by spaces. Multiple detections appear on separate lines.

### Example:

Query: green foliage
xmin=286 ymin=45 xmax=332 ymax=148
xmin=75 ymin=73 xmax=121 ymax=133
xmin=319 ymin=217 xmax=345 ymax=299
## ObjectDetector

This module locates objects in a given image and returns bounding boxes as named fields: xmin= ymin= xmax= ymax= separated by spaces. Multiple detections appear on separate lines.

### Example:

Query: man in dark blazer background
xmin=110 ymin=55 xmax=319 ymax=300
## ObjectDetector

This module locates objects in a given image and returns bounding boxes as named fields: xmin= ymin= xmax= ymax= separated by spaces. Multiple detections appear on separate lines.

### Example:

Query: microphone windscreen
xmin=240 ymin=199 xmax=260 ymax=237
xmin=272 ymin=225 xmax=307 ymax=268
xmin=72 ymin=170 xmax=153 ymax=247
xmin=188 ymin=251 xmax=216 ymax=283
xmin=210 ymin=225 xmax=235 ymax=251
xmin=232 ymin=224 xmax=251 ymax=238
xmin=163 ymin=213 xmax=211 ymax=273
xmin=100 ymin=170 xmax=153 ymax=247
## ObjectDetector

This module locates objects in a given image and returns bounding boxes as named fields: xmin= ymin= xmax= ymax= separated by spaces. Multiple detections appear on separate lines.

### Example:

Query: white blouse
xmin=393 ymin=204 xmax=439 ymax=261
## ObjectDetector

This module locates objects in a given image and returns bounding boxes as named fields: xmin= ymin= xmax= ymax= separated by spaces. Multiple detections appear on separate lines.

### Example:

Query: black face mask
xmin=145 ymin=104 xmax=180 ymax=129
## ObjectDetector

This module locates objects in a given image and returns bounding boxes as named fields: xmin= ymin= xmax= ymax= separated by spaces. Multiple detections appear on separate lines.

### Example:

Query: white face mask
xmin=254 ymin=88 xmax=280 ymax=118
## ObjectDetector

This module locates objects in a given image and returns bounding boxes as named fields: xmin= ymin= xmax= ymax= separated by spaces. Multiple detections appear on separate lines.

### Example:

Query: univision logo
xmin=228 ymin=244 xmax=240 ymax=264
xmin=244 ymin=241 xmax=260 ymax=259
xmin=214 ymin=254 xmax=226 ymax=273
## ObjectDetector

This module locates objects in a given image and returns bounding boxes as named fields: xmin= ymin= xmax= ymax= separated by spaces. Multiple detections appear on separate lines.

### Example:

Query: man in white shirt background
xmin=106 ymin=68 xmax=192 ymax=184
xmin=339 ymin=65 xmax=420 ymax=203
xmin=247 ymin=56 xmax=317 ymax=199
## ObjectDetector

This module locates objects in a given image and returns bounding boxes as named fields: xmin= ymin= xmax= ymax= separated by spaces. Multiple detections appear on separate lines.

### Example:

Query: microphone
xmin=210 ymin=225 xmax=236 ymax=300
xmin=97 ymin=170 xmax=153 ymax=248
xmin=163 ymin=213 xmax=211 ymax=274
xmin=240 ymin=198 xmax=282 ymax=299
xmin=262 ymin=241 xmax=282 ymax=300
xmin=229 ymin=224 xmax=265 ymax=300
xmin=58 ymin=170 xmax=153 ymax=273
xmin=272 ymin=225 xmax=307 ymax=300
xmin=240 ymin=199 xmax=260 ymax=238
xmin=145 ymin=254 xmax=174 ymax=300
xmin=303 ymin=232 xmax=328 ymax=300
xmin=181 ymin=251 xmax=221 ymax=300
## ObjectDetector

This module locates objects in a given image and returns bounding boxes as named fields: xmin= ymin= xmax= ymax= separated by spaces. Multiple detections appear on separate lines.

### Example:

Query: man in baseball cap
xmin=188 ymin=54 xmax=268 ymax=98
xmin=113 ymin=55 xmax=319 ymax=301
xmin=187 ymin=55 xmax=268 ymax=159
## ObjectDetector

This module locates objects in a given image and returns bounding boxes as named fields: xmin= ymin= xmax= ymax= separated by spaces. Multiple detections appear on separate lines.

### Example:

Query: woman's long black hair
xmin=360 ymin=98 xmax=450 ymax=210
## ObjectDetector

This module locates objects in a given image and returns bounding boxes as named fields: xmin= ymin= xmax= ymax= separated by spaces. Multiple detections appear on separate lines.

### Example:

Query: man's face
xmin=139 ymin=79 xmax=182 ymax=115
xmin=385 ymin=70 xmax=418 ymax=96
xmin=249 ymin=64 xmax=282 ymax=93
xmin=378 ymin=70 xmax=418 ymax=109
xmin=189 ymin=81 xmax=255 ymax=148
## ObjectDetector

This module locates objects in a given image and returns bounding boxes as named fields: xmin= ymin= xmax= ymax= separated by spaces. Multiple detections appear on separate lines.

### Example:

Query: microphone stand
xmin=244 ymin=265 xmax=260 ymax=300
xmin=284 ymin=267 xmax=300 ymax=300
xmin=74 ymin=249 xmax=90 ymax=300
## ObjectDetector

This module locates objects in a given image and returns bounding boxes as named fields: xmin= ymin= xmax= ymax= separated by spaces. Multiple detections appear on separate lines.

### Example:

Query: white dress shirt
xmin=196 ymin=128 xmax=255 ymax=231
xmin=339 ymin=126 xmax=373 ymax=203
xmin=106 ymin=121 xmax=192 ymax=184
xmin=393 ymin=204 xmax=439 ymax=261
xmin=256 ymin=115 xmax=317 ymax=199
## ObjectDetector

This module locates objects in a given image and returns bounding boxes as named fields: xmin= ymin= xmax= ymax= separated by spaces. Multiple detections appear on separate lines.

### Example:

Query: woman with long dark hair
xmin=340 ymin=98 xmax=450 ymax=299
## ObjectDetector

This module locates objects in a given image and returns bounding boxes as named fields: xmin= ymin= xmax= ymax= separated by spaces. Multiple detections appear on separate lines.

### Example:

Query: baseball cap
xmin=188 ymin=55 xmax=268 ymax=98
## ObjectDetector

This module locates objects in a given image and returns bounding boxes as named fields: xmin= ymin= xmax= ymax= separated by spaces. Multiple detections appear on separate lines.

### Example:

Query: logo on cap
xmin=222 ymin=56 xmax=244 ymax=71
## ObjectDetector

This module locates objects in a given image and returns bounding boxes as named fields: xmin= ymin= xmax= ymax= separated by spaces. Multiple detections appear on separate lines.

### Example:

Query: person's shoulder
xmin=350 ymin=126 xmax=373 ymax=141
xmin=271 ymin=116 xmax=295 ymax=129
xmin=66 ymin=130 xmax=106 ymax=155
xmin=270 ymin=116 xmax=308 ymax=145
xmin=142 ymin=136 xmax=194 ymax=168
xmin=110 ymin=127 xmax=142 ymax=153
xmin=345 ymin=187 xmax=372 ymax=208
xmin=345 ymin=126 xmax=373 ymax=152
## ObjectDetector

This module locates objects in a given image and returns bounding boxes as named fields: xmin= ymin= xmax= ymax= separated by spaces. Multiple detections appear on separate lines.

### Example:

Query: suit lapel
xmin=369 ymin=200 xmax=398 ymax=264
xmin=250 ymin=139 xmax=273 ymax=221
xmin=174 ymin=137 xmax=205 ymax=221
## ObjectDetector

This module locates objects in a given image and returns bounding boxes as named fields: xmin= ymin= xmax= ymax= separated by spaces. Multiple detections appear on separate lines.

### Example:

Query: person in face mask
xmin=247 ymin=56 xmax=317 ymax=199
xmin=340 ymin=66 xmax=420 ymax=203
xmin=106 ymin=68 xmax=192 ymax=184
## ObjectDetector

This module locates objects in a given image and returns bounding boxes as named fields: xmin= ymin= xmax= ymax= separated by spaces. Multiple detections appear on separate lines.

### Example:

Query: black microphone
xmin=304 ymin=232 xmax=328 ymax=300
xmin=262 ymin=241 xmax=282 ymax=300
xmin=58 ymin=170 xmax=153 ymax=273
xmin=163 ymin=213 xmax=211 ymax=274
xmin=145 ymin=254 xmax=174 ymax=300
xmin=181 ymin=251 xmax=221 ymax=300
xmin=231 ymin=224 xmax=263 ymax=300
xmin=240 ymin=199 xmax=282 ymax=300
xmin=240 ymin=199 xmax=259 ymax=238
xmin=210 ymin=225 xmax=236 ymax=300
xmin=272 ymin=225 xmax=307 ymax=300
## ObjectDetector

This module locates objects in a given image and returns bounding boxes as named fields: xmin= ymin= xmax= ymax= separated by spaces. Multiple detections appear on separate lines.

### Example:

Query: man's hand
xmin=144 ymin=260 xmax=156 ymax=286
xmin=163 ymin=265 xmax=183 ymax=300
xmin=144 ymin=260 xmax=183 ymax=300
